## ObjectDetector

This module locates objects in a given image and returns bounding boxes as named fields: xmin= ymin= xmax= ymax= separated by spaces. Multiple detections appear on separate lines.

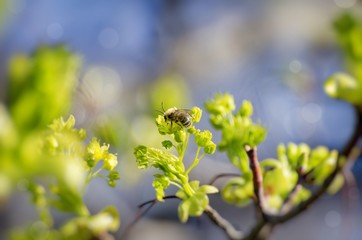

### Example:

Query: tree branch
xmin=204 ymin=205 xmax=244 ymax=240
xmin=264 ymin=106 xmax=362 ymax=224
xmin=121 ymin=195 xmax=178 ymax=239
xmin=241 ymin=106 xmax=362 ymax=238
xmin=245 ymin=146 xmax=268 ymax=218
xmin=208 ymin=173 xmax=241 ymax=185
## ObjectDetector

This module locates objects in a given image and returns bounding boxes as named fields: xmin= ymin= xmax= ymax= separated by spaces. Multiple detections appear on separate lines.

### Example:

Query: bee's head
xmin=164 ymin=107 xmax=177 ymax=117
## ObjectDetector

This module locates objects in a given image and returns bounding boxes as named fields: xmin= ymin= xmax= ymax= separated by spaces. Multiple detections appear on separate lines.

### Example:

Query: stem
xmin=241 ymin=107 xmax=362 ymax=239
xmin=204 ymin=205 xmax=244 ymax=240
xmin=279 ymin=184 xmax=303 ymax=214
xmin=181 ymin=179 xmax=195 ymax=196
xmin=243 ymin=220 xmax=267 ymax=240
xmin=179 ymin=131 xmax=190 ymax=162
xmin=246 ymin=146 xmax=267 ymax=217
xmin=169 ymin=181 xmax=183 ymax=190
xmin=186 ymin=146 xmax=202 ymax=174
xmin=121 ymin=195 xmax=179 ymax=239
xmin=208 ymin=173 xmax=242 ymax=185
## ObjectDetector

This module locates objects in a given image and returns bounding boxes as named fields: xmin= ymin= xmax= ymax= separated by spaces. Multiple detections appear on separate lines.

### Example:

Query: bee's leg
xmin=176 ymin=122 xmax=183 ymax=128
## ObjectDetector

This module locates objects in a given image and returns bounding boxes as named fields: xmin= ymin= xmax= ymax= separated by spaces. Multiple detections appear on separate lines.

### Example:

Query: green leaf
xmin=162 ymin=140 xmax=173 ymax=149
xmin=178 ymin=199 xmax=191 ymax=223
xmin=198 ymin=185 xmax=219 ymax=194
xmin=221 ymin=177 xmax=253 ymax=207
xmin=188 ymin=192 xmax=209 ymax=216
xmin=327 ymin=173 xmax=344 ymax=194
xmin=189 ymin=180 xmax=200 ymax=191
xmin=263 ymin=163 xmax=298 ymax=202
xmin=152 ymin=175 xmax=171 ymax=202
xmin=88 ymin=206 xmax=120 ymax=233
xmin=8 ymin=46 xmax=81 ymax=132
xmin=291 ymin=186 xmax=311 ymax=205
xmin=324 ymin=73 xmax=362 ymax=105
xmin=60 ymin=206 xmax=120 ymax=239
xmin=176 ymin=189 xmax=188 ymax=200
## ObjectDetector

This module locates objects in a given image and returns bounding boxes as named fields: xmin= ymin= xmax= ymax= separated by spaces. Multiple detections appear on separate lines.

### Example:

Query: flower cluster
xmin=134 ymin=106 xmax=218 ymax=222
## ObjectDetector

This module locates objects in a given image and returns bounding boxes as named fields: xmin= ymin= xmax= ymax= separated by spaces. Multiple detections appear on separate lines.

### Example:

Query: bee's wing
xmin=179 ymin=109 xmax=192 ymax=115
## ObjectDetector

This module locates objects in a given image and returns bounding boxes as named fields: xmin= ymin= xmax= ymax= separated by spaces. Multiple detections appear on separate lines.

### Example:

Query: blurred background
xmin=0 ymin=0 xmax=362 ymax=240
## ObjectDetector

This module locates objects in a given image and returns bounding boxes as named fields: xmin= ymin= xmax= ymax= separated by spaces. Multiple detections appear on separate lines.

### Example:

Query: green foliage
xmin=221 ymin=177 xmax=253 ymax=207
xmin=0 ymin=46 xmax=120 ymax=239
xmin=176 ymin=181 xmax=218 ymax=223
xmin=134 ymin=106 xmax=218 ymax=223
xmin=205 ymin=93 xmax=266 ymax=206
xmin=8 ymin=45 xmax=80 ymax=132
xmin=325 ymin=13 xmax=362 ymax=107
xmin=205 ymin=93 xmax=342 ymax=211
xmin=205 ymin=94 xmax=267 ymax=172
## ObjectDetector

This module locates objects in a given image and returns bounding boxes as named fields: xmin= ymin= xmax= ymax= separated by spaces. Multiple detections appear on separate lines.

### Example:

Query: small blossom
xmin=104 ymin=153 xmax=118 ymax=171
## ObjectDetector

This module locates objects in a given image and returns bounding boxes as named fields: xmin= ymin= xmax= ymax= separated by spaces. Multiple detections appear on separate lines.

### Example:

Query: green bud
xmin=162 ymin=140 xmax=173 ymax=149
xmin=108 ymin=170 xmax=120 ymax=181
xmin=78 ymin=128 xmax=87 ymax=140
xmin=134 ymin=145 xmax=150 ymax=169
xmin=153 ymin=175 xmax=171 ymax=202
xmin=104 ymin=153 xmax=118 ymax=171
xmin=195 ymin=130 xmax=212 ymax=147
xmin=327 ymin=173 xmax=344 ymax=194
xmin=87 ymin=137 xmax=110 ymax=162
xmin=65 ymin=115 xmax=76 ymax=130
xmin=191 ymin=107 xmax=202 ymax=123
xmin=187 ymin=126 xmax=198 ymax=134
xmin=277 ymin=144 xmax=286 ymax=159
xmin=239 ymin=100 xmax=253 ymax=117
xmin=174 ymin=130 xmax=186 ymax=143
xmin=286 ymin=143 xmax=299 ymax=167
xmin=291 ymin=186 xmax=311 ymax=205
xmin=177 ymin=188 xmax=210 ymax=223
xmin=46 ymin=135 xmax=59 ymax=149
xmin=324 ymin=73 xmax=362 ymax=105
xmin=221 ymin=177 xmax=253 ymax=207
xmin=209 ymin=114 xmax=226 ymax=130
xmin=205 ymin=93 xmax=235 ymax=115
xmin=204 ymin=141 xmax=216 ymax=154
xmin=178 ymin=198 xmax=191 ymax=223
xmin=134 ymin=145 xmax=179 ymax=173
xmin=198 ymin=185 xmax=219 ymax=194
xmin=86 ymin=158 xmax=96 ymax=168
xmin=155 ymin=115 xmax=169 ymax=135
xmin=108 ymin=180 xmax=116 ymax=187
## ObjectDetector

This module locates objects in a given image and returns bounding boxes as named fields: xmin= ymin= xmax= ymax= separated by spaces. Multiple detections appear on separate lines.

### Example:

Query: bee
xmin=158 ymin=103 xmax=192 ymax=128
xmin=164 ymin=107 xmax=193 ymax=128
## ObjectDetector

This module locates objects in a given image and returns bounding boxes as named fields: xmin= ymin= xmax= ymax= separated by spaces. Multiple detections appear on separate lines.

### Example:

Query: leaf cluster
xmin=325 ymin=14 xmax=362 ymax=107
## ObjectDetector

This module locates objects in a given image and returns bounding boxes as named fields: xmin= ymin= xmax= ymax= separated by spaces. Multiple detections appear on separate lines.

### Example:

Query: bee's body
xmin=164 ymin=107 xmax=192 ymax=128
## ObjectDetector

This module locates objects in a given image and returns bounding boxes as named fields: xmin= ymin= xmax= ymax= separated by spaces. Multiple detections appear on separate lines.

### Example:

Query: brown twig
xmin=121 ymin=195 xmax=178 ymax=239
xmin=241 ymin=107 xmax=362 ymax=238
xmin=245 ymin=146 xmax=268 ymax=218
xmin=279 ymin=182 xmax=303 ymax=214
xmin=204 ymin=205 xmax=244 ymax=240
xmin=208 ymin=173 xmax=242 ymax=185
